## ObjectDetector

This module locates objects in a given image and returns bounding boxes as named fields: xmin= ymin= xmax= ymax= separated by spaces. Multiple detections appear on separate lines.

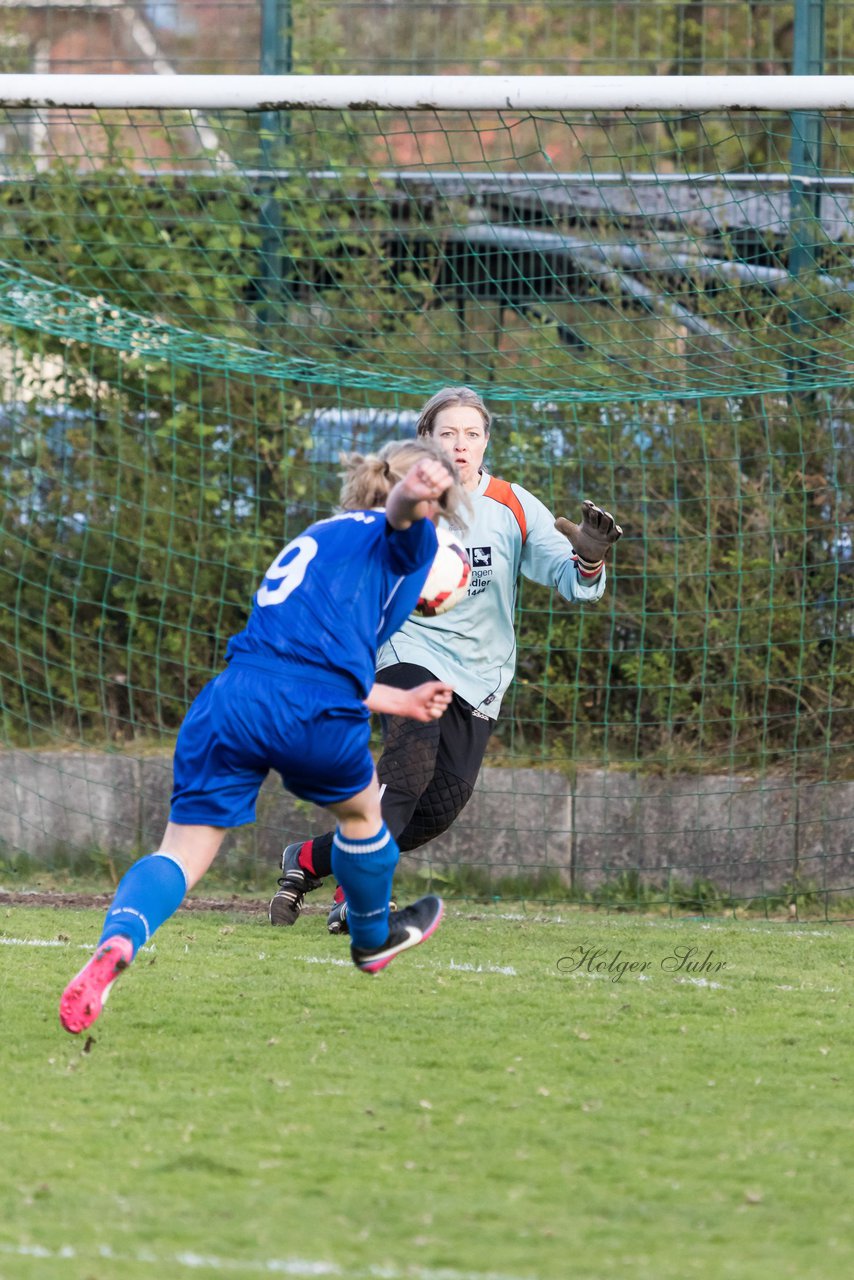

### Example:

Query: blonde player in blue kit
xmin=59 ymin=439 xmax=467 ymax=1035
xmin=270 ymin=387 xmax=623 ymax=932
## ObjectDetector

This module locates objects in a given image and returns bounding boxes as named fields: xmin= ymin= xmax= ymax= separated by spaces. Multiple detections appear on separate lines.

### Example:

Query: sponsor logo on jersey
xmin=465 ymin=545 xmax=494 ymax=596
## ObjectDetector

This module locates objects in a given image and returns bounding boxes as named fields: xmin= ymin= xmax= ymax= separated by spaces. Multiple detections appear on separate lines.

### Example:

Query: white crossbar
xmin=0 ymin=74 xmax=853 ymax=112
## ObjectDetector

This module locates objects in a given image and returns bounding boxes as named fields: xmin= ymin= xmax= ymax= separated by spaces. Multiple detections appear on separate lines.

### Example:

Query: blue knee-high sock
xmin=99 ymin=853 xmax=189 ymax=958
xmin=331 ymin=824 xmax=398 ymax=950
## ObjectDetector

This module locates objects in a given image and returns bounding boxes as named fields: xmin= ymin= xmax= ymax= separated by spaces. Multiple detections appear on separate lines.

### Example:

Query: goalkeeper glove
xmin=555 ymin=500 xmax=623 ymax=577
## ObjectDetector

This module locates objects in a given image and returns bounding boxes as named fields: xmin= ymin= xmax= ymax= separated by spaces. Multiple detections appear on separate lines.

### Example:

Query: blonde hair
xmin=339 ymin=438 xmax=468 ymax=525
xmin=416 ymin=386 xmax=491 ymax=438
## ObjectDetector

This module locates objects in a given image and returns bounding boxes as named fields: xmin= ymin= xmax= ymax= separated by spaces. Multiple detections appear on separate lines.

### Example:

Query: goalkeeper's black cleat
xmin=327 ymin=894 xmax=397 ymax=936
xmin=327 ymin=897 xmax=349 ymax=935
xmin=269 ymin=842 xmax=324 ymax=927
xmin=351 ymin=895 xmax=444 ymax=974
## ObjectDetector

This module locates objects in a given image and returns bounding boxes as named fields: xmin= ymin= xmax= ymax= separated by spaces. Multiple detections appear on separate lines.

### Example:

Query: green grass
xmin=1 ymin=904 xmax=851 ymax=1280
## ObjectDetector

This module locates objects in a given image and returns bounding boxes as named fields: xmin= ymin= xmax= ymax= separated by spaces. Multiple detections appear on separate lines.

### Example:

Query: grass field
xmin=1 ymin=902 xmax=851 ymax=1280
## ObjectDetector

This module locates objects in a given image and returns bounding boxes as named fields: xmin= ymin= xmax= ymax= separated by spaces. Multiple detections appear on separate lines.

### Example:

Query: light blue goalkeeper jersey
xmin=376 ymin=469 xmax=606 ymax=718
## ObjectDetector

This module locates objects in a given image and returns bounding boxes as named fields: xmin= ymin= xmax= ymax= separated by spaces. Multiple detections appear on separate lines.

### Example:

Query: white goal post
xmin=0 ymin=74 xmax=854 ymax=112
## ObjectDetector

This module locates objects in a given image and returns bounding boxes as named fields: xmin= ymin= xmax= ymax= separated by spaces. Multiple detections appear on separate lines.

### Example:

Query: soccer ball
xmin=413 ymin=528 xmax=471 ymax=617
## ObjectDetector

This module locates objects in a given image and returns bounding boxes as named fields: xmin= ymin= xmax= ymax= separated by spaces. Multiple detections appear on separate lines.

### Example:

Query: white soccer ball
xmin=414 ymin=527 xmax=471 ymax=617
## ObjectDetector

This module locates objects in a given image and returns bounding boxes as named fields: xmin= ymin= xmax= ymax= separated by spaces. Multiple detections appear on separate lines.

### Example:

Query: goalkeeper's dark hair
xmin=339 ymin=438 xmax=468 ymax=525
xmin=416 ymin=386 xmax=491 ymax=438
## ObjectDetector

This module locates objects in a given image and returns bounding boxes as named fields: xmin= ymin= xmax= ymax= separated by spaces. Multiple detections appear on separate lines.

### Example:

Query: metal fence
xmin=0 ymin=2 xmax=851 ymax=77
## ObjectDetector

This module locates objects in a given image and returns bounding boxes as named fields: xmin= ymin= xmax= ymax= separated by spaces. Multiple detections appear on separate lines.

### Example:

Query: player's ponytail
xmin=338 ymin=451 xmax=391 ymax=510
xmin=339 ymin=440 xmax=468 ymax=527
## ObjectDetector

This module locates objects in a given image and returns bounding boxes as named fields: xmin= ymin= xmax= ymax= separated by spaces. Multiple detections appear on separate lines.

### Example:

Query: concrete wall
xmin=1 ymin=749 xmax=852 ymax=897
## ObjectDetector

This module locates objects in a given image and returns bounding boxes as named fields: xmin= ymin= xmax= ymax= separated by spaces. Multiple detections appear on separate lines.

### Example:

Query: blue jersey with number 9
xmin=225 ymin=511 xmax=437 ymax=697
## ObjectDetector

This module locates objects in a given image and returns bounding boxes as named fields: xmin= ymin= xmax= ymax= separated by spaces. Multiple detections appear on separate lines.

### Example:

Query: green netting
xmin=0 ymin=99 xmax=852 ymax=917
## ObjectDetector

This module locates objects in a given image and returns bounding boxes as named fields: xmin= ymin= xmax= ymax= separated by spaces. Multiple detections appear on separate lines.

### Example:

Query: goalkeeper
xmin=270 ymin=386 xmax=622 ymax=932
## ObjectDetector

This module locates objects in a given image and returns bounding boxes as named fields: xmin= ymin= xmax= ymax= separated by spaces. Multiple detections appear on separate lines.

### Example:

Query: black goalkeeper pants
xmin=307 ymin=663 xmax=493 ymax=879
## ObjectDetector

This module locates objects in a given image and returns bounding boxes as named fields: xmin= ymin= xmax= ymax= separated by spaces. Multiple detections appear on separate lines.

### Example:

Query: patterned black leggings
xmin=309 ymin=663 xmax=493 ymax=877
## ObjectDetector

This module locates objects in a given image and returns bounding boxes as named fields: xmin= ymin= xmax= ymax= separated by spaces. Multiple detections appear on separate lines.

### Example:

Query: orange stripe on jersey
xmin=483 ymin=476 xmax=528 ymax=543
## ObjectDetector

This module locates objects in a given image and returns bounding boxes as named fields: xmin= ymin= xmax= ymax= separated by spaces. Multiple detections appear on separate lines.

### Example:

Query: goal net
xmin=1 ymin=75 xmax=851 ymax=915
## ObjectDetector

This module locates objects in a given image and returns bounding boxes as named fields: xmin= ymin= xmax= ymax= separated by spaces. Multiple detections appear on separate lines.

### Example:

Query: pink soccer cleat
xmin=59 ymin=935 xmax=135 ymax=1034
xmin=350 ymin=895 xmax=444 ymax=974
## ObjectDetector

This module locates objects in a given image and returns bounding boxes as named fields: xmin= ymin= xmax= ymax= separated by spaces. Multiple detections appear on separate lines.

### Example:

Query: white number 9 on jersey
xmin=256 ymin=535 xmax=318 ymax=607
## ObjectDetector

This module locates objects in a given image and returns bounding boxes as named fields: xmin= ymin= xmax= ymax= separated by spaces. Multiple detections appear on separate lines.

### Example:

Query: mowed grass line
xmin=0 ymin=906 xmax=851 ymax=1280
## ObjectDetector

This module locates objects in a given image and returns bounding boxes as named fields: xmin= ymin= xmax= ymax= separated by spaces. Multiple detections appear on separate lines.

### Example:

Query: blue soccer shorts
xmin=169 ymin=663 xmax=375 ymax=827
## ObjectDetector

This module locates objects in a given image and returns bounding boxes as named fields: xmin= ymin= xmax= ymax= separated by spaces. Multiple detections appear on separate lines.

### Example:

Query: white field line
xmin=564 ymin=968 xmax=652 ymax=983
xmin=0 ymin=935 xmax=518 ymax=977
xmin=2 ymin=898 xmax=840 ymax=937
xmin=6 ymin=920 xmax=830 ymax=938
xmin=0 ymin=1242 xmax=533 ymax=1280
xmin=449 ymin=959 xmax=518 ymax=976
xmin=298 ymin=954 xmax=518 ymax=977
xmin=5 ymin=936 xmax=843 ymax=990
xmin=0 ymin=936 xmax=77 ymax=948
